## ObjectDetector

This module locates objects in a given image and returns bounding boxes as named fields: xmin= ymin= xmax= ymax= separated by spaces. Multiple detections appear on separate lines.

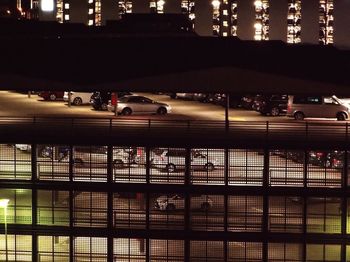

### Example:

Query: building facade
xmin=0 ymin=118 xmax=350 ymax=261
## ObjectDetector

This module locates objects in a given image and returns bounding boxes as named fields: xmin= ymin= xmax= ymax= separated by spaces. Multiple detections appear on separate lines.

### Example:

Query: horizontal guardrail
xmin=0 ymin=116 xmax=348 ymax=144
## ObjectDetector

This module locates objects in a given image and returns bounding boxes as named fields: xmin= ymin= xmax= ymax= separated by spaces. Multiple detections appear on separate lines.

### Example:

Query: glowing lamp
xmin=0 ymin=199 xmax=9 ymax=208
xmin=212 ymin=0 xmax=221 ymax=8
xmin=41 ymin=0 xmax=54 ymax=12
xmin=254 ymin=22 xmax=262 ymax=30
xmin=254 ymin=0 xmax=262 ymax=8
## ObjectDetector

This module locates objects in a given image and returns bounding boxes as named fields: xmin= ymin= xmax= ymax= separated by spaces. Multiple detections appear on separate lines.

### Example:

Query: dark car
xmin=213 ymin=93 xmax=243 ymax=108
xmin=38 ymin=91 xmax=65 ymax=101
xmin=257 ymin=95 xmax=288 ymax=116
xmin=91 ymin=91 xmax=132 ymax=111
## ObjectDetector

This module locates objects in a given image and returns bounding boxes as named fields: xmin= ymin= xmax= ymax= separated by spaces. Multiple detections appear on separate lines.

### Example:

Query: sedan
xmin=107 ymin=95 xmax=172 ymax=115
xmin=63 ymin=92 xmax=93 ymax=105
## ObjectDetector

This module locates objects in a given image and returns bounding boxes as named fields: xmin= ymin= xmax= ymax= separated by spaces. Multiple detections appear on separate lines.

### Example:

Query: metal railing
xmin=0 ymin=116 xmax=348 ymax=143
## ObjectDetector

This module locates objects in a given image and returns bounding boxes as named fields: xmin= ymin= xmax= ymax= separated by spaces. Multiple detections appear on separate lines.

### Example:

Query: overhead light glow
xmin=0 ymin=199 xmax=9 ymax=208
xmin=212 ymin=0 xmax=220 ymax=8
xmin=41 ymin=0 xmax=54 ymax=12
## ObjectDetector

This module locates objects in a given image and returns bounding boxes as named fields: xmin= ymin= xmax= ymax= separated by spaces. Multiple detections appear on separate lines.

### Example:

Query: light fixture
xmin=254 ymin=22 xmax=262 ymax=30
xmin=0 ymin=199 xmax=9 ymax=208
xmin=212 ymin=0 xmax=220 ymax=8
xmin=41 ymin=0 xmax=54 ymax=12
xmin=254 ymin=0 xmax=262 ymax=8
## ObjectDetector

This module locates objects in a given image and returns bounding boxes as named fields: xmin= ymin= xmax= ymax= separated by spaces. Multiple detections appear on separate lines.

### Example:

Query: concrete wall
xmin=69 ymin=0 xmax=87 ymax=24
xmin=165 ymin=0 xmax=181 ymax=13
xmin=300 ymin=0 xmax=318 ymax=44
xmin=334 ymin=0 xmax=350 ymax=49
xmin=133 ymin=0 xmax=149 ymax=13
xmin=102 ymin=0 xmax=117 ymax=24
xmin=194 ymin=0 xmax=212 ymax=36
xmin=269 ymin=0 xmax=287 ymax=41
xmin=237 ymin=0 xmax=255 ymax=40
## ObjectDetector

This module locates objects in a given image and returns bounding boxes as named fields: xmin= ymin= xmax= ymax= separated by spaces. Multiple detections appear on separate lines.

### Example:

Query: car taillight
xmin=316 ymin=152 xmax=324 ymax=157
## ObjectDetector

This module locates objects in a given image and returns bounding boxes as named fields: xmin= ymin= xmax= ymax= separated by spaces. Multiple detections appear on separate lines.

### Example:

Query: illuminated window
xmin=41 ymin=0 xmax=54 ymax=12
xmin=118 ymin=0 xmax=133 ymax=19
xmin=56 ymin=0 xmax=70 ymax=23
xmin=212 ymin=0 xmax=221 ymax=36
xmin=87 ymin=0 xmax=101 ymax=26
xmin=287 ymin=0 xmax=302 ymax=44
xmin=150 ymin=0 xmax=165 ymax=13
xmin=319 ymin=0 xmax=334 ymax=45
xmin=212 ymin=0 xmax=238 ymax=36
xmin=254 ymin=0 xmax=269 ymax=41
xmin=181 ymin=0 xmax=195 ymax=28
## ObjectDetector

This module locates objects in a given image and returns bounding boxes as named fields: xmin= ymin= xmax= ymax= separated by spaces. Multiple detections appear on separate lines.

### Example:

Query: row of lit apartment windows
xmin=0 ymin=235 xmax=347 ymax=261
xmin=212 ymin=0 xmax=333 ymax=44
xmin=0 ymin=189 xmax=349 ymax=234
xmin=2 ymin=145 xmax=349 ymax=188
xmin=38 ymin=0 xmax=333 ymax=44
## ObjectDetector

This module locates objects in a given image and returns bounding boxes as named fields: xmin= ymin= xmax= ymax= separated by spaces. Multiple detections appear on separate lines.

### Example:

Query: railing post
xmin=305 ymin=121 xmax=309 ymax=142
xmin=266 ymin=121 xmax=269 ymax=142
xmin=109 ymin=118 xmax=112 ymax=135
xmin=148 ymin=119 xmax=151 ymax=129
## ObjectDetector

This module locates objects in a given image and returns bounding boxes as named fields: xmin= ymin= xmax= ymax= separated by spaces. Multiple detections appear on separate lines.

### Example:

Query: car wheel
xmin=157 ymin=107 xmax=167 ymax=115
xmin=49 ymin=93 xmax=57 ymax=101
xmin=205 ymin=163 xmax=214 ymax=172
xmin=166 ymin=204 xmax=175 ymax=211
xmin=122 ymin=108 xmax=132 ymax=116
xmin=201 ymin=202 xmax=210 ymax=211
xmin=166 ymin=163 xmax=176 ymax=173
xmin=270 ymin=107 xmax=280 ymax=116
xmin=337 ymin=112 xmax=347 ymax=121
xmin=113 ymin=159 xmax=124 ymax=169
xmin=73 ymin=97 xmax=82 ymax=106
xmin=294 ymin=112 xmax=304 ymax=120
xmin=101 ymin=103 xmax=108 ymax=111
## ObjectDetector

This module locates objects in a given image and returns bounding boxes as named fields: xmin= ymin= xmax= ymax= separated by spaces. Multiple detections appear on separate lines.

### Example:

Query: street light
xmin=0 ymin=199 xmax=10 ymax=262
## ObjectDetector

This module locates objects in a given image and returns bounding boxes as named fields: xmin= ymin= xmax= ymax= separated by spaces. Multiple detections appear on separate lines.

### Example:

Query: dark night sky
xmin=39 ymin=0 xmax=350 ymax=49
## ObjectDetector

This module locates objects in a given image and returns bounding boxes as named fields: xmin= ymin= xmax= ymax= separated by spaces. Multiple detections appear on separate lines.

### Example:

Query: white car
xmin=15 ymin=144 xmax=31 ymax=152
xmin=155 ymin=194 xmax=213 ymax=211
xmin=107 ymin=95 xmax=171 ymax=115
xmin=73 ymin=146 xmax=140 ymax=168
xmin=64 ymin=92 xmax=93 ymax=106
xmin=151 ymin=149 xmax=219 ymax=173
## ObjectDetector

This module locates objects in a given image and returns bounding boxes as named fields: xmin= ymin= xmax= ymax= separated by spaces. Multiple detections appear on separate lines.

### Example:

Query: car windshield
xmin=332 ymin=95 xmax=345 ymax=105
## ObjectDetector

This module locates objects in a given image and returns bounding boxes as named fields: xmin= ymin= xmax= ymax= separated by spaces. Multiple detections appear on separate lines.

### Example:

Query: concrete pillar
xmin=133 ymin=0 xmax=149 ymax=13
xmin=269 ymin=0 xmax=288 ymax=41
xmin=237 ymin=0 xmax=255 ymax=40
xmin=194 ymin=0 xmax=212 ymax=36
xmin=70 ymin=0 xmax=87 ymax=24
xmin=334 ymin=0 xmax=350 ymax=49
xmin=300 ymin=0 xmax=318 ymax=44
xmin=102 ymin=0 xmax=116 ymax=25
xmin=165 ymin=0 xmax=181 ymax=13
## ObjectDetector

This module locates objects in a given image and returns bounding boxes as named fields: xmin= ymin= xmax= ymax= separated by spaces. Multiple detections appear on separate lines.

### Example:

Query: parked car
xmin=213 ymin=93 xmax=243 ymax=108
xmin=287 ymin=95 xmax=350 ymax=121
xmin=155 ymin=194 xmax=213 ymax=211
xmin=257 ymin=95 xmax=288 ymax=116
xmin=90 ymin=91 xmax=132 ymax=111
xmin=241 ymin=94 xmax=256 ymax=110
xmin=15 ymin=144 xmax=31 ymax=152
xmin=107 ymin=95 xmax=171 ymax=115
xmin=175 ymin=93 xmax=195 ymax=100
xmin=38 ymin=91 xmax=64 ymax=101
xmin=63 ymin=91 xmax=93 ymax=105
xmin=151 ymin=148 xmax=219 ymax=173
xmin=72 ymin=146 xmax=140 ymax=168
